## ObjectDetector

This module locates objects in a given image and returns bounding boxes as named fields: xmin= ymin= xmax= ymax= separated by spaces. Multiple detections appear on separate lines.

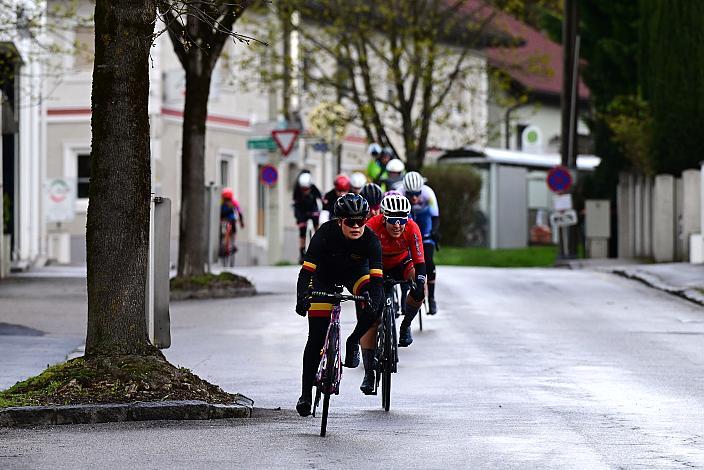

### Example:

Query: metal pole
xmin=568 ymin=35 xmax=581 ymax=170
xmin=206 ymin=182 xmax=214 ymax=273
xmin=560 ymin=0 xmax=578 ymax=259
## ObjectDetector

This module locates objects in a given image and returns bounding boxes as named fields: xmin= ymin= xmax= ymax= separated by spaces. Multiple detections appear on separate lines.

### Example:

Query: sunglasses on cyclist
xmin=385 ymin=216 xmax=408 ymax=225
xmin=406 ymin=191 xmax=421 ymax=198
xmin=342 ymin=217 xmax=366 ymax=228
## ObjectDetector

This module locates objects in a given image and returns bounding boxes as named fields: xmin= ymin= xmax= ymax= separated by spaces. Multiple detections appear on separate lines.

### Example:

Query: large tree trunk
xmin=176 ymin=56 xmax=212 ymax=278
xmin=86 ymin=0 xmax=157 ymax=356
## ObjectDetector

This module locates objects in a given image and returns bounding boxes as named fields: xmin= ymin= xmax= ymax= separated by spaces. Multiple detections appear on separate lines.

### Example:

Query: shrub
xmin=422 ymin=164 xmax=482 ymax=246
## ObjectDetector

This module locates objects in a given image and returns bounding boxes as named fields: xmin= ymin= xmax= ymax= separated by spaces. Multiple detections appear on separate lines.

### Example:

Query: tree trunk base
xmin=0 ymin=355 xmax=245 ymax=408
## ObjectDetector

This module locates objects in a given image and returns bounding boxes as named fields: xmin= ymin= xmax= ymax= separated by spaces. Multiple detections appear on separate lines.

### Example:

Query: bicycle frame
xmin=309 ymin=288 xmax=366 ymax=436
xmin=314 ymin=305 xmax=342 ymax=396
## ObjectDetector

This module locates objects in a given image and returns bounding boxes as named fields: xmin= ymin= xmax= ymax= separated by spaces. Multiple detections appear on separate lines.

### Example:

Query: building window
xmin=220 ymin=159 xmax=230 ymax=187
xmin=77 ymin=153 xmax=91 ymax=198
xmin=257 ymin=164 xmax=266 ymax=237
xmin=516 ymin=124 xmax=528 ymax=150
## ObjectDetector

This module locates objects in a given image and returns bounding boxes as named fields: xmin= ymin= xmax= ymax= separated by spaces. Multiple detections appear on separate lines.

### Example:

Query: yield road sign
xmin=547 ymin=166 xmax=573 ymax=193
xmin=271 ymin=129 xmax=300 ymax=156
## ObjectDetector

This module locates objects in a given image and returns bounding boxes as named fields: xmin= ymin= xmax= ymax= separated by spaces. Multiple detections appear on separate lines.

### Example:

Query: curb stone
xmin=611 ymin=268 xmax=704 ymax=306
xmin=170 ymin=286 xmax=257 ymax=301
xmin=0 ymin=398 xmax=253 ymax=427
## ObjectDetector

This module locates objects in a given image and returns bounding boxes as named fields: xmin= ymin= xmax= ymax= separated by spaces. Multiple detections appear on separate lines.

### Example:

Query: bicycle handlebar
xmin=383 ymin=278 xmax=410 ymax=287
xmin=310 ymin=291 xmax=368 ymax=302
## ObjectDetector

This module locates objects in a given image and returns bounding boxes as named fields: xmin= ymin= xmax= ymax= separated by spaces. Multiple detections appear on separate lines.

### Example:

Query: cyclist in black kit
xmin=295 ymin=193 xmax=384 ymax=417
xmin=292 ymin=171 xmax=323 ymax=263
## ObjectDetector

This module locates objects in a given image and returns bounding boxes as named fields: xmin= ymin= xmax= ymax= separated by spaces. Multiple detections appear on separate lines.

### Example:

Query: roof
xmin=439 ymin=146 xmax=600 ymax=171
xmin=463 ymin=1 xmax=589 ymax=99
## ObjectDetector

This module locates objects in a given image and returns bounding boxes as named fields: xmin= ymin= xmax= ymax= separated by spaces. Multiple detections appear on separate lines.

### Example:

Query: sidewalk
xmin=0 ymin=274 xmax=86 ymax=390
xmin=571 ymin=260 xmax=704 ymax=306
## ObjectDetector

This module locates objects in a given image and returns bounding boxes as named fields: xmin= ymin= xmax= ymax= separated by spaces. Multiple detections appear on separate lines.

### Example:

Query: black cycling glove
xmin=295 ymin=293 xmax=311 ymax=316
xmin=410 ymin=273 xmax=426 ymax=302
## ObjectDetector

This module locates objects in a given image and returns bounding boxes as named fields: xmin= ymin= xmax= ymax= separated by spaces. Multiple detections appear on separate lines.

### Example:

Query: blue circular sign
xmin=260 ymin=164 xmax=278 ymax=186
xmin=547 ymin=166 xmax=572 ymax=193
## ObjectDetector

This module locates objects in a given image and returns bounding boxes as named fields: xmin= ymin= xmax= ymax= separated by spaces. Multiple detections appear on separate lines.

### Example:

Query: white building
xmin=1 ymin=1 xmax=47 ymax=276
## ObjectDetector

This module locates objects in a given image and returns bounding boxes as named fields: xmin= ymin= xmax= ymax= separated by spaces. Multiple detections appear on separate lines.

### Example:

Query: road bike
xmin=376 ymin=278 xmax=402 ymax=411
xmin=310 ymin=287 xmax=367 ymax=437
xmin=219 ymin=220 xmax=237 ymax=267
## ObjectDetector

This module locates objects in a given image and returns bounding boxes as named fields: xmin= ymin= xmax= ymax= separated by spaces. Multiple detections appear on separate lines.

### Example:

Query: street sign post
xmin=547 ymin=166 xmax=573 ymax=194
xmin=260 ymin=164 xmax=278 ymax=186
xmin=271 ymin=129 xmax=300 ymax=156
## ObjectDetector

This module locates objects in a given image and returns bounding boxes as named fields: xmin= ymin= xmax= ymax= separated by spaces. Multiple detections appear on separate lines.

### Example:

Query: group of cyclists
xmin=294 ymin=144 xmax=441 ymax=417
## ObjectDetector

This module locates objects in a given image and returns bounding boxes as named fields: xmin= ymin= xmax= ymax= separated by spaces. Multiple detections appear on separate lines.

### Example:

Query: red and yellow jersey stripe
xmin=308 ymin=302 xmax=333 ymax=318
xmin=302 ymin=261 xmax=317 ymax=272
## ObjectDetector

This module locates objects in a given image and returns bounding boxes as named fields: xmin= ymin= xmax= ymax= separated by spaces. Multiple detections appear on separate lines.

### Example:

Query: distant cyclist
xmin=220 ymin=187 xmax=245 ymax=264
xmin=380 ymin=158 xmax=405 ymax=191
xmin=366 ymin=193 xmax=426 ymax=354
xmin=295 ymin=193 xmax=383 ymax=415
xmin=292 ymin=171 xmax=323 ymax=263
xmin=366 ymin=143 xmax=384 ymax=182
xmin=322 ymin=174 xmax=351 ymax=215
xmin=349 ymin=172 xmax=367 ymax=195
xmin=400 ymin=171 xmax=440 ymax=315
xmin=360 ymin=183 xmax=383 ymax=217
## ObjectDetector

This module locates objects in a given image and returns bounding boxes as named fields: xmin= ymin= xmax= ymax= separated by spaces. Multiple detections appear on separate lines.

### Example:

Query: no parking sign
xmin=547 ymin=166 xmax=573 ymax=194
xmin=260 ymin=164 xmax=278 ymax=186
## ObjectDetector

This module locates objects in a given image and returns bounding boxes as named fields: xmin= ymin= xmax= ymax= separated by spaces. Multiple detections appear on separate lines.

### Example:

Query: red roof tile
xmin=464 ymin=0 xmax=589 ymax=99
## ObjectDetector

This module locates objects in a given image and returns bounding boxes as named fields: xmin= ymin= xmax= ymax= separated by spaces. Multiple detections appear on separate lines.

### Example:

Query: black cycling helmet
xmin=333 ymin=193 xmax=370 ymax=219
xmin=360 ymin=183 xmax=383 ymax=208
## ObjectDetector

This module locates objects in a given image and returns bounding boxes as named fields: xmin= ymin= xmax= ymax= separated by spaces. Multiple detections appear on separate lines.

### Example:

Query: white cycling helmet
xmin=350 ymin=172 xmax=367 ymax=190
xmin=403 ymin=171 xmax=424 ymax=193
xmin=380 ymin=194 xmax=411 ymax=216
xmin=386 ymin=159 xmax=405 ymax=173
xmin=298 ymin=172 xmax=313 ymax=188
xmin=367 ymin=143 xmax=382 ymax=156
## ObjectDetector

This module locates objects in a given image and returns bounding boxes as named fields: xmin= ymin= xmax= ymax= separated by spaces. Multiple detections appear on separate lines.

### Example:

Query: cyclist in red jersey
xmin=359 ymin=194 xmax=425 ymax=393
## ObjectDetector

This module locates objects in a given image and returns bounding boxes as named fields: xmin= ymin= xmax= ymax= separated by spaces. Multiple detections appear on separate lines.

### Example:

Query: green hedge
xmin=422 ymin=164 xmax=482 ymax=246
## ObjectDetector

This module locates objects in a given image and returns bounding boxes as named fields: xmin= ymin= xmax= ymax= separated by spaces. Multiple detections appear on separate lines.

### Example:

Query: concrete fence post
xmin=681 ymin=169 xmax=700 ymax=261
xmin=617 ymin=172 xmax=634 ymax=258
xmin=634 ymin=174 xmax=643 ymax=256
xmin=652 ymin=174 xmax=676 ymax=262
xmin=643 ymin=176 xmax=653 ymax=258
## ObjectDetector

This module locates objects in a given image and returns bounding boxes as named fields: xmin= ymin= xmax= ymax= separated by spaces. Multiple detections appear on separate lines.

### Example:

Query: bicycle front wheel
xmin=383 ymin=307 xmax=395 ymax=411
xmin=320 ymin=325 xmax=338 ymax=436
xmin=320 ymin=393 xmax=330 ymax=437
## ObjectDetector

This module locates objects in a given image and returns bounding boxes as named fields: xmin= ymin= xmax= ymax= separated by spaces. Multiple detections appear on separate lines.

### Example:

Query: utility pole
xmin=560 ymin=0 xmax=579 ymax=258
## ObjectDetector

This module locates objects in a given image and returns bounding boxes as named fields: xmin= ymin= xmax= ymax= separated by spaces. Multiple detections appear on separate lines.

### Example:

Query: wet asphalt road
xmin=2 ymin=266 xmax=704 ymax=469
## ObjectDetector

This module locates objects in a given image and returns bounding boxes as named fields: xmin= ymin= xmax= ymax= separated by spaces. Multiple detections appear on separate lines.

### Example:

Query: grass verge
xmin=0 ymin=354 xmax=242 ymax=408
xmin=435 ymin=245 xmax=558 ymax=268
xmin=170 ymin=272 xmax=253 ymax=291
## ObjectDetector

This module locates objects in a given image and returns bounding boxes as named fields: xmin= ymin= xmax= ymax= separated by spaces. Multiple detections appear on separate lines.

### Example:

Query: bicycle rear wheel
xmin=418 ymin=300 xmax=424 ymax=331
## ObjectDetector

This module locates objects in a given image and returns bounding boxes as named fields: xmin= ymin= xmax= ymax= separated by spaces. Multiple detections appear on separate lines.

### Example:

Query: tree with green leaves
xmin=157 ymin=0 xmax=259 ymax=279
xmin=541 ymin=0 xmax=642 ymax=195
xmin=640 ymin=0 xmax=704 ymax=175
xmin=239 ymin=0 xmax=510 ymax=170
